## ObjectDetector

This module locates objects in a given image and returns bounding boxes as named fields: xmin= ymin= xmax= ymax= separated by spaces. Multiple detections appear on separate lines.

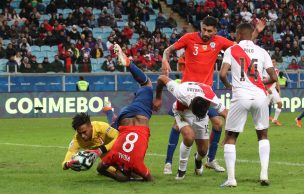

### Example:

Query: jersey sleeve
xmin=173 ymin=33 xmax=190 ymax=50
xmin=222 ymin=47 xmax=232 ymax=65
xmin=104 ymin=126 xmax=119 ymax=152
xmin=166 ymin=80 xmax=180 ymax=97
xmin=220 ymin=36 xmax=234 ymax=50
xmin=263 ymin=49 xmax=273 ymax=70
xmin=62 ymin=135 xmax=80 ymax=169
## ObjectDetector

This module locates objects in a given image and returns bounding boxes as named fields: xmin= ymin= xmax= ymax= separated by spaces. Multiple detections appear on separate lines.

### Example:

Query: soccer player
xmin=264 ymin=57 xmax=282 ymax=126
xmin=295 ymin=112 xmax=303 ymax=128
xmin=153 ymin=75 xmax=227 ymax=180
xmin=87 ymin=44 xmax=154 ymax=182
xmin=219 ymin=23 xmax=277 ymax=187
xmin=62 ymin=112 xmax=118 ymax=173
xmin=162 ymin=16 xmax=265 ymax=175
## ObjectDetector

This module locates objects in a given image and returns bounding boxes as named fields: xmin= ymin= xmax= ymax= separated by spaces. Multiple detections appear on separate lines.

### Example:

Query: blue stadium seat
xmin=122 ymin=15 xmax=128 ymax=20
xmin=47 ymin=51 xmax=57 ymax=58
xmin=0 ymin=59 xmax=8 ymax=72
xmin=300 ymin=50 xmax=304 ymax=56
xmin=132 ymin=33 xmax=140 ymax=39
xmin=32 ymin=51 xmax=47 ymax=58
xmin=101 ymin=26 xmax=113 ymax=33
xmin=93 ymin=27 xmax=103 ymax=34
xmin=40 ymin=14 xmax=51 ymax=21
xmin=50 ymin=46 xmax=58 ymax=52
xmin=10 ymin=1 xmax=20 ymax=8
xmin=162 ymin=27 xmax=173 ymax=34
xmin=41 ymin=46 xmax=51 ymax=52
xmin=93 ymin=8 xmax=101 ymax=15
xmin=166 ymin=0 xmax=173 ymax=5
xmin=117 ymin=21 xmax=125 ymax=28
xmin=90 ymin=58 xmax=98 ymax=65
xmin=3 ymin=39 xmax=10 ymax=48
xmin=63 ymin=8 xmax=73 ymax=15
xmin=97 ymin=58 xmax=106 ymax=66
xmin=146 ymin=21 xmax=155 ymax=32
xmin=149 ymin=14 xmax=157 ymax=21
xmin=31 ymin=45 xmax=41 ymax=52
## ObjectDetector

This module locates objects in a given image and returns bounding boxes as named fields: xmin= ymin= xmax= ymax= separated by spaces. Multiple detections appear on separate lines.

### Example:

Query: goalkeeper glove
xmin=65 ymin=160 xmax=82 ymax=171
xmin=85 ymin=145 xmax=107 ymax=157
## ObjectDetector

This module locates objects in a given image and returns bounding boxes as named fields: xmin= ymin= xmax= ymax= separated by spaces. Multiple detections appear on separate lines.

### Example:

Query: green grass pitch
xmin=0 ymin=113 xmax=303 ymax=194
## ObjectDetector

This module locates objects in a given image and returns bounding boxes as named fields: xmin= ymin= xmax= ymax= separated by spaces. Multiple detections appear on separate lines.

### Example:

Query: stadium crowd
xmin=0 ymin=0 xmax=303 ymax=73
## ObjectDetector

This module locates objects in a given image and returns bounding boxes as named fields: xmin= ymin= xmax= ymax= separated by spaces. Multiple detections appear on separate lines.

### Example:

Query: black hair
xmin=201 ymin=16 xmax=218 ymax=27
xmin=190 ymin=97 xmax=210 ymax=119
xmin=236 ymin=22 xmax=254 ymax=33
xmin=279 ymin=71 xmax=284 ymax=78
xmin=72 ymin=112 xmax=91 ymax=130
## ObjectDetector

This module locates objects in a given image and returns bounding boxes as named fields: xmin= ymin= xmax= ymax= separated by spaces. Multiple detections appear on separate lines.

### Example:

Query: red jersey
xmin=174 ymin=32 xmax=233 ymax=86
xmin=102 ymin=126 xmax=150 ymax=178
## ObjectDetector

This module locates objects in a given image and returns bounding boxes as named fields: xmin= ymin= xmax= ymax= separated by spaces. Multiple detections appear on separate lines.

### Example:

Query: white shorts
xmin=172 ymin=104 xmax=209 ymax=140
xmin=267 ymin=89 xmax=281 ymax=104
xmin=225 ymin=97 xmax=269 ymax=133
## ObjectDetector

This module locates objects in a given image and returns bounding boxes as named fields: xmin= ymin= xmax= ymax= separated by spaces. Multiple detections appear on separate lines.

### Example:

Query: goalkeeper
xmin=62 ymin=112 xmax=118 ymax=172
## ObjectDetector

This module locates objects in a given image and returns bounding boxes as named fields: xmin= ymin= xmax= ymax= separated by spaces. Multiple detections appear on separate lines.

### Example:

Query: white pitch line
xmin=1 ymin=142 xmax=304 ymax=167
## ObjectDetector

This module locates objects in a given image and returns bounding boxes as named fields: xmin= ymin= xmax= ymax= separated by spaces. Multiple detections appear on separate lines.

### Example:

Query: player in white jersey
xmin=263 ymin=57 xmax=282 ymax=126
xmin=219 ymin=23 xmax=277 ymax=187
xmin=153 ymin=75 xmax=227 ymax=180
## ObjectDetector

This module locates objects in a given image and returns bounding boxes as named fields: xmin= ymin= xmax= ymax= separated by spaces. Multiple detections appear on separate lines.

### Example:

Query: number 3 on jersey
xmin=240 ymin=57 xmax=258 ymax=81
xmin=122 ymin=132 xmax=138 ymax=153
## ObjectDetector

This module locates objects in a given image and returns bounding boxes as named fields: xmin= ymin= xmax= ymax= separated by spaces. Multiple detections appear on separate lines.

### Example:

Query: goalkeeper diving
xmin=62 ymin=112 xmax=118 ymax=173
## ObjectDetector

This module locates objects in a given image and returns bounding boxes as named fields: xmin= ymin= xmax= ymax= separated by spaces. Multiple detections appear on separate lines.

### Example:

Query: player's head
xmin=190 ymin=96 xmax=210 ymax=119
xmin=236 ymin=23 xmax=254 ymax=42
xmin=200 ymin=16 xmax=218 ymax=42
xmin=72 ymin=112 xmax=92 ymax=141
xmin=278 ymin=71 xmax=284 ymax=78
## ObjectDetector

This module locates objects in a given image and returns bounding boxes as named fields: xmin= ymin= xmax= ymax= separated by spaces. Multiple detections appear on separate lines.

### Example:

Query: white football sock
xmin=179 ymin=141 xmax=192 ymax=171
xmin=259 ymin=139 xmax=270 ymax=180
xmin=224 ymin=144 xmax=236 ymax=181
xmin=273 ymin=108 xmax=281 ymax=121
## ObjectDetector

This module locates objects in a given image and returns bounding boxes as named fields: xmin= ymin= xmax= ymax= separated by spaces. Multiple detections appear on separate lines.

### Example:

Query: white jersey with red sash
xmin=222 ymin=40 xmax=273 ymax=100
xmin=166 ymin=81 xmax=225 ymax=113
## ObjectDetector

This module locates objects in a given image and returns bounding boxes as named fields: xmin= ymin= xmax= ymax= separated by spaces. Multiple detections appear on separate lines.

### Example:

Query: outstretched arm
xmin=252 ymin=18 xmax=266 ymax=41
xmin=153 ymin=75 xmax=172 ymax=111
xmin=162 ymin=45 xmax=176 ymax=75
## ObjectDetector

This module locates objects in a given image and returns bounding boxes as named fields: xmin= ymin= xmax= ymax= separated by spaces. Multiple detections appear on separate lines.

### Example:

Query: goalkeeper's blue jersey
xmin=112 ymin=86 xmax=153 ymax=129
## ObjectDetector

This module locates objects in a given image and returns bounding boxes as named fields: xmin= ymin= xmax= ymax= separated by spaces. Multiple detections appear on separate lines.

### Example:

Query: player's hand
xmin=85 ymin=149 xmax=102 ymax=157
xmin=162 ymin=58 xmax=171 ymax=76
xmin=256 ymin=18 xmax=266 ymax=33
xmin=65 ymin=160 xmax=81 ymax=171
xmin=153 ymin=99 xmax=162 ymax=112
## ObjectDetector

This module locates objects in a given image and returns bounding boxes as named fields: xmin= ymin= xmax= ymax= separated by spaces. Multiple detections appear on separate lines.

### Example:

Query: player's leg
xmin=271 ymin=90 xmax=282 ymax=126
xmin=132 ymin=162 xmax=154 ymax=182
xmin=164 ymin=109 xmax=180 ymax=174
xmin=114 ymin=43 xmax=150 ymax=87
xmin=194 ymin=139 xmax=208 ymax=176
xmin=206 ymin=108 xmax=225 ymax=172
xmin=176 ymin=125 xmax=194 ymax=180
xmin=252 ymin=97 xmax=270 ymax=186
xmin=97 ymin=162 xmax=130 ymax=182
xmin=295 ymin=111 xmax=303 ymax=128
xmin=221 ymin=99 xmax=248 ymax=187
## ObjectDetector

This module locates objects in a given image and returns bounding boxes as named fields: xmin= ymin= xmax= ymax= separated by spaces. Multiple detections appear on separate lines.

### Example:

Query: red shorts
xmin=102 ymin=125 xmax=150 ymax=177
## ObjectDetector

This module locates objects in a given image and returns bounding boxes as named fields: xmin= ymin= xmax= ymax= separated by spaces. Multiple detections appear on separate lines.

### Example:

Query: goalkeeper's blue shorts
xmin=112 ymin=86 xmax=153 ymax=129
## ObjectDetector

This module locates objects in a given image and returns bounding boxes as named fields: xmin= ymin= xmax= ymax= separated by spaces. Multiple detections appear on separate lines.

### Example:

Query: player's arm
xmin=62 ymin=137 xmax=81 ymax=170
xmin=219 ymin=63 xmax=232 ymax=89
xmin=103 ymin=126 xmax=119 ymax=152
xmin=252 ymin=18 xmax=266 ymax=41
xmin=263 ymin=67 xmax=278 ymax=85
xmin=153 ymin=75 xmax=174 ymax=111
xmin=162 ymin=45 xmax=176 ymax=75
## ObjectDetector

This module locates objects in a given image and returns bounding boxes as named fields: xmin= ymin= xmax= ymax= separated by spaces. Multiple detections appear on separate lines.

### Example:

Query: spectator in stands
xmin=20 ymin=57 xmax=34 ymax=73
xmin=268 ymin=8 xmax=278 ymax=21
xmin=69 ymin=25 xmax=81 ymax=41
xmin=271 ymin=47 xmax=283 ymax=63
xmin=167 ymin=13 xmax=177 ymax=29
xmin=96 ymin=37 xmax=107 ymax=51
xmin=292 ymin=41 xmax=301 ymax=57
xmin=217 ymin=24 xmax=229 ymax=38
xmin=240 ymin=7 xmax=252 ymax=22
xmin=48 ymin=55 xmax=64 ymax=72
xmin=63 ymin=50 xmax=76 ymax=73
xmin=169 ymin=54 xmax=178 ymax=72
xmin=30 ymin=55 xmax=39 ymax=71
xmin=298 ymin=56 xmax=304 ymax=69
xmin=0 ymin=42 xmax=5 ymax=59
xmin=287 ymin=58 xmax=300 ymax=70
xmin=262 ymin=31 xmax=275 ymax=46
xmin=122 ymin=23 xmax=133 ymax=40
xmin=156 ymin=12 xmax=167 ymax=28
xmin=46 ymin=0 xmax=57 ymax=14
xmin=5 ymin=43 xmax=16 ymax=59
xmin=102 ymin=55 xmax=117 ymax=72
xmin=14 ymin=51 xmax=22 ymax=68
xmin=80 ymin=42 xmax=92 ymax=58
xmin=6 ymin=56 xmax=18 ymax=73
xmin=78 ymin=53 xmax=92 ymax=73
xmin=282 ymin=43 xmax=293 ymax=57
xmin=134 ymin=17 xmax=145 ymax=34
xmin=91 ymin=44 xmax=103 ymax=59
